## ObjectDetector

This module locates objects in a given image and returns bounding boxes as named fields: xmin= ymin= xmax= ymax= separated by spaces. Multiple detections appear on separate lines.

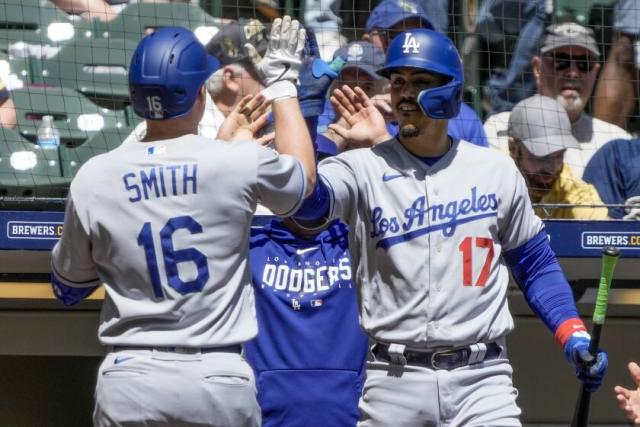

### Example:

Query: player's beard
xmin=399 ymin=124 xmax=420 ymax=138
xmin=523 ymin=172 xmax=555 ymax=202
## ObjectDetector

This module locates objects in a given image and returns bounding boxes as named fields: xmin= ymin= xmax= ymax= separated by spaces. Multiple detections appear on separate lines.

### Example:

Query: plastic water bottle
xmin=37 ymin=115 xmax=60 ymax=149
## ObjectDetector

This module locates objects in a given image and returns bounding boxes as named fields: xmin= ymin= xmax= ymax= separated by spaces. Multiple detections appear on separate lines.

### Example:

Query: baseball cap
xmin=365 ymin=0 xmax=434 ymax=33
xmin=508 ymin=94 xmax=580 ymax=157
xmin=540 ymin=22 xmax=600 ymax=58
xmin=333 ymin=42 xmax=386 ymax=79
xmin=205 ymin=19 xmax=269 ymax=71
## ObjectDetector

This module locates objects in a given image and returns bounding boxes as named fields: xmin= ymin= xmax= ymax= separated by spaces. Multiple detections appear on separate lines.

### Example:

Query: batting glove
xmin=297 ymin=28 xmax=346 ymax=117
xmin=249 ymin=15 xmax=306 ymax=100
xmin=564 ymin=332 xmax=608 ymax=392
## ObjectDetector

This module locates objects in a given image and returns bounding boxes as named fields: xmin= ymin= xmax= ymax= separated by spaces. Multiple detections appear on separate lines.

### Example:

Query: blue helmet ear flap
xmin=417 ymin=80 xmax=462 ymax=119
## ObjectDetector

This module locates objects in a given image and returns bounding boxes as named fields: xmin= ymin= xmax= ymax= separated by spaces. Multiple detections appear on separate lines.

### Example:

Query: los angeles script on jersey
xmin=370 ymin=186 xmax=499 ymax=248
xmin=122 ymin=163 xmax=198 ymax=202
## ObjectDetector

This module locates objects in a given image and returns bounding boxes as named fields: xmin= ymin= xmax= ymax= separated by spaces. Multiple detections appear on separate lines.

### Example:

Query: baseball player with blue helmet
xmin=50 ymin=18 xmax=315 ymax=427
xmin=296 ymin=29 xmax=608 ymax=426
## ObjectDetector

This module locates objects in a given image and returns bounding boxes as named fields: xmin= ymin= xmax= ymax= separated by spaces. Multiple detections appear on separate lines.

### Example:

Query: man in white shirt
xmin=484 ymin=22 xmax=630 ymax=178
xmin=124 ymin=19 xmax=268 ymax=144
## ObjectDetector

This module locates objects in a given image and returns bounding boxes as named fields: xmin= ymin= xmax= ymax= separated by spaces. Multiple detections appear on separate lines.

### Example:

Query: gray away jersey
xmin=51 ymin=135 xmax=306 ymax=347
xmin=319 ymin=138 xmax=542 ymax=348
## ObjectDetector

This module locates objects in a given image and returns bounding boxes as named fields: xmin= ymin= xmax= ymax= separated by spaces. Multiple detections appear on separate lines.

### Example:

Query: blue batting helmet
xmin=377 ymin=29 xmax=463 ymax=119
xmin=129 ymin=27 xmax=220 ymax=120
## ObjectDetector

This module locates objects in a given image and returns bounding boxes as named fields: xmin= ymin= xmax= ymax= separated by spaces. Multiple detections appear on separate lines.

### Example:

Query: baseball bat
xmin=571 ymin=246 xmax=620 ymax=427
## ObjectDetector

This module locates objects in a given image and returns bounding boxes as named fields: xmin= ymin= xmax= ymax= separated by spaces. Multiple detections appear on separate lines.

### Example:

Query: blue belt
xmin=111 ymin=344 xmax=242 ymax=354
xmin=372 ymin=342 xmax=502 ymax=370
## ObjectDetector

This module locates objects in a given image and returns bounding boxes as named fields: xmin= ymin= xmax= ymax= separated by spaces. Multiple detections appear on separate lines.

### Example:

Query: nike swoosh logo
xmin=382 ymin=173 xmax=404 ymax=182
xmin=114 ymin=355 xmax=135 ymax=365
xmin=275 ymin=63 xmax=291 ymax=82
xmin=296 ymin=246 xmax=318 ymax=255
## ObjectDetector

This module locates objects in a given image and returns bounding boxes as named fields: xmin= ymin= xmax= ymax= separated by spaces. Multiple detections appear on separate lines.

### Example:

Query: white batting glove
xmin=246 ymin=15 xmax=306 ymax=100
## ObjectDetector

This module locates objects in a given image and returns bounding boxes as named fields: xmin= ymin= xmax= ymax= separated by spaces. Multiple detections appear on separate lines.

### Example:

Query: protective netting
xmin=0 ymin=0 xmax=638 ymax=219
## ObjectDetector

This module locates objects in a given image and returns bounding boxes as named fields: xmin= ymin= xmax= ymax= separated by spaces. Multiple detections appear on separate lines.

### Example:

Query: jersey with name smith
xmin=51 ymin=135 xmax=306 ymax=347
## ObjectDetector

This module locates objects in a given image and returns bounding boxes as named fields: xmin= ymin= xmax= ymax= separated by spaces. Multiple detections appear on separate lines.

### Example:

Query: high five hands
xmin=328 ymin=85 xmax=392 ymax=150
xmin=216 ymin=93 xmax=273 ymax=146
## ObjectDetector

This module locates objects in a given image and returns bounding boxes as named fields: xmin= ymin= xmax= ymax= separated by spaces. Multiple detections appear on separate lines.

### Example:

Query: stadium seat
xmin=0 ymin=0 xmax=89 ymax=57
xmin=554 ymin=0 xmax=617 ymax=25
xmin=7 ymin=57 xmax=35 ymax=86
xmin=0 ymin=127 xmax=68 ymax=197
xmin=10 ymin=86 xmax=133 ymax=147
xmin=38 ymin=37 xmax=137 ymax=104
xmin=93 ymin=2 xmax=222 ymax=44
xmin=60 ymin=127 xmax=130 ymax=178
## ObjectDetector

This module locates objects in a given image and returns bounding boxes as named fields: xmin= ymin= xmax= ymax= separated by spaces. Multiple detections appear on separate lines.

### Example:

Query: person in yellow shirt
xmin=507 ymin=94 xmax=608 ymax=220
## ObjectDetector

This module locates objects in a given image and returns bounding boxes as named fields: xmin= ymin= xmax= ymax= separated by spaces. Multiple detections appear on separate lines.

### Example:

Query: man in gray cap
xmin=508 ymin=94 xmax=607 ymax=220
xmin=486 ymin=22 xmax=630 ymax=178
xmin=333 ymin=41 xmax=387 ymax=98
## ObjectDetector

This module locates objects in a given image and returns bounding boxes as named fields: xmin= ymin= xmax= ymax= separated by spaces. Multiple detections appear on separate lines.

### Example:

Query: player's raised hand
xmin=329 ymin=85 xmax=391 ymax=148
xmin=216 ymin=93 xmax=272 ymax=145
xmin=247 ymin=15 xmax=306 ymax=92
xmin=614 ymin=362 xmax=640 ymax=425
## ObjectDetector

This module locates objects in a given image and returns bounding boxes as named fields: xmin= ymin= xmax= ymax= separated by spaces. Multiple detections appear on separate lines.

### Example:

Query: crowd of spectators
xmin=1 ymin=0 xmax=633 ymax=219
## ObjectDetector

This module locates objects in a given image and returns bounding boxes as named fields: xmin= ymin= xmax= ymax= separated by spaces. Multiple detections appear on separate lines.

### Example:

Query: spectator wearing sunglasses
xmin=485 ymin=22 xmax=631 ymax=178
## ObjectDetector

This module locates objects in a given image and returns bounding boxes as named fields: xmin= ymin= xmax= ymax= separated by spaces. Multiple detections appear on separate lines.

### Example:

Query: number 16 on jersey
xmin=137 ymin=215 xmax=210 ymax=298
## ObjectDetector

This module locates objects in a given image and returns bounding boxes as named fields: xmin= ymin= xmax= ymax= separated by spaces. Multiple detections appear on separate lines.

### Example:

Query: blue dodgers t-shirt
xmin=245 ymin=219 xmax=368 ymax=427
xmin=318 ymin=99 xmax=489 ymax=147
xmin=583 ymin=138 xmax=640 ymax=218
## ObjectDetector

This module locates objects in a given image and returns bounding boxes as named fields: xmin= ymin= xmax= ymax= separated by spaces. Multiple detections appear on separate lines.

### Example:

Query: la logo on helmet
xmin=402 ymin=33 xmax=420 ymax=53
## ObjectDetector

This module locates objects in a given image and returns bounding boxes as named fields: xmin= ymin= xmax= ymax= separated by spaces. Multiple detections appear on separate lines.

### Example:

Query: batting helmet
xmin=377 ymin=29 xmax=463 ymax=119
xmin=129 ymin=27 xmax=220 ymax=120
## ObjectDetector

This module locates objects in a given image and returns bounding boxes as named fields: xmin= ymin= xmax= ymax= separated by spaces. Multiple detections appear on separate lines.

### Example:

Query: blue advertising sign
xmin=545 ymin=220 xmax=640 ymax=258
xmin=0 ymin=211 xmax=64 ymax=250
xmin=0 ymin=211 xmax=638 ymax=259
